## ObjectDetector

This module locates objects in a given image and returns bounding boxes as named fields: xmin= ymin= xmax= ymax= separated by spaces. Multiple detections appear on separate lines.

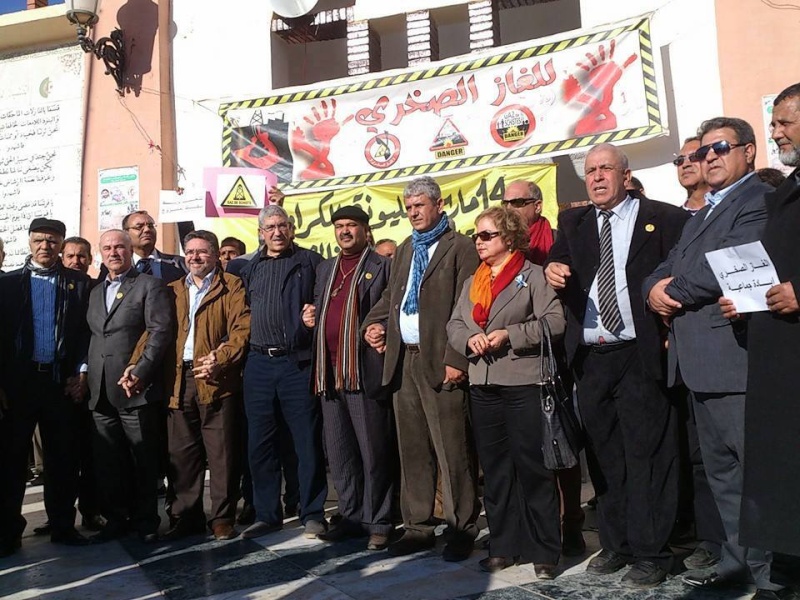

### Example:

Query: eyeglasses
xmin=260 ymin=222 xmax=291 ymax=234
xmin=471 ymin=231 xmax=501 ymax=242
xmin=126 ymin=222 xmax=157 ymax=232
xmin=690 ymin=140 xmax=748 ymax=162
xmin=672 ymin=154 xmax=695 ymax=167
xmin=502 ymin=197 xmax=538 ymax=208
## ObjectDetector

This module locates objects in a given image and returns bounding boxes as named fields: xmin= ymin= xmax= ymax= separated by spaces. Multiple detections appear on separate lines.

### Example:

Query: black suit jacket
xmin=97 ymin=249 xmax=187 ymax=285
xmin=312 ymin=250 xmax=391 ymax=399
xmin=0 ymin=265 xmax=91 ymax=397
xmin=545 ymin=195 xmax=689 ymax=380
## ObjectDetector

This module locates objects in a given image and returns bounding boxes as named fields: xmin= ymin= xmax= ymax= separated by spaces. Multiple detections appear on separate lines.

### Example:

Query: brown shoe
xmin=367 ymin=533 xmax=389 ymax=551
xmin=212 ymin=523 xmax=237 ymax=541
xmin=479 ymin=556 xmax=515 ymax=573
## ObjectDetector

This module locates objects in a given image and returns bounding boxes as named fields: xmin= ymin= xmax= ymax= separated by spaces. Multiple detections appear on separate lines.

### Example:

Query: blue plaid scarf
xmin=402 ymin=213 xmax=449 ymax=315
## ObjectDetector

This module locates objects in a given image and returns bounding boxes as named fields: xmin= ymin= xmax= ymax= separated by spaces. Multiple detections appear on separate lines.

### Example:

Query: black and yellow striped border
xmin=220 ymin=17 xmax=662 ymax=188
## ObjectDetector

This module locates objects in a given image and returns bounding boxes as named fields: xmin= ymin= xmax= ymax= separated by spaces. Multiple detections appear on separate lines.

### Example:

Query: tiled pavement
xmin=0 ymin=481 xmax=755 ymax=600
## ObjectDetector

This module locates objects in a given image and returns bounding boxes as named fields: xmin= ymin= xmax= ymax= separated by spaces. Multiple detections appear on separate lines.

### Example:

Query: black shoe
xmin=91 ymin=521 xmax=129 ymax=544
xmin=284 ymin=504 xmax=299 ymax=518
xmin=163 ymin=518 xmax=206 ymax=541
xmin=29 ymin=474 xmax=45 ymax=487
xmin=479 ymin=556 xmax=515 ymax=573
xmin=81 ymin=514 xmax=106 ymax=532
xmin=752 ymin=591 xmax=786 ymax=600
xmin=682 ymin=571 xmax=739 ymax=589
xmin=387 ymin=532 xmax=435 ymax=557
xmin=683 ymin=546 xmax=720 ymax=570
xmin=621 ymin=560 xmax=668 ymax=589
xmin=586 ymin=549 xmax=629 ymax=575
xmin=33 ymin=522 xmax=52 ymax=536
xmin=0 ymin=537 xmax=22 ymax=558
xmin=236 ymin=504 xmax=256 ymax=526
xmin=317 ymin=521 xmax=364 ymax=543
xmin=535 ymin=564 xmax=557 ymax=580
xmin=442 ymin=540 xmax=473 ymax=562
xmin=51 ymin=528 xmax=93 ymax=547
xmin=138 ymin=531 xmax=159 ymax=544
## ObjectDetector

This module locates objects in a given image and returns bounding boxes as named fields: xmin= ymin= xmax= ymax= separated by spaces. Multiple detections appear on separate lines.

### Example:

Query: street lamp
xmin=66 ymin=0 xmax=125 ymax=95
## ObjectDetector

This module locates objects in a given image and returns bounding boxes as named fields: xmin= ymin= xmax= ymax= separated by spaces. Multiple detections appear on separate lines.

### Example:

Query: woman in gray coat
xmin=447 ymin=206 xmax=565 ymax=578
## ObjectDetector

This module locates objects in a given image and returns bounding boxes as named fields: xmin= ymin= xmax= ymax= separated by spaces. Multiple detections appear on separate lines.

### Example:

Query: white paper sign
xmin=706 ymin=241 xmax=779 ymax=313
xmin=159 ymin=188 xmax=204 ymax=223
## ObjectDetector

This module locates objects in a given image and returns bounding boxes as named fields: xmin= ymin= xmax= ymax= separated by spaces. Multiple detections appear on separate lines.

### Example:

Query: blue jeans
xmin=243 ymin=352 xmax=327 ymax=525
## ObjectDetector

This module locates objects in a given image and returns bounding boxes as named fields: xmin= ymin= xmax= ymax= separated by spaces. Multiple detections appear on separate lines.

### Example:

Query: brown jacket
xmin=131 ymin=269 xmax=250 ymax=408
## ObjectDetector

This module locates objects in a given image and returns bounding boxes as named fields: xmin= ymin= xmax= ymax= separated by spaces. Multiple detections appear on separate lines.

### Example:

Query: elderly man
xmin=0 ymin=219 xmax=93 ymax=557
xmin=238 ymin=205 xmax=327 ymax=539
xmin=545 ymin=143 xmax=688 ymax=587
xmin=363 ymin=175 xmax=481 ymax=562
xmin=88 ymin=229 xmax=173 ymax=543
xmin=302 ymin=205 xmax=394 ymax=551
xmin=720 ymin=85 xmax=800 ymax=597
xmin=140 ymin=231 xmax=251 ymax=542
xmin=675 ymin=137 xmax=710 ymax=214
xmin=503 ymin=178 xmax=584 ymax=557
xmin=373 ymin=238 xmax=397 ymax=259
xmin=118 ymin=210 xmax=186 ymax=283
xmin=643 ymin=117 xmax=778 ymax=597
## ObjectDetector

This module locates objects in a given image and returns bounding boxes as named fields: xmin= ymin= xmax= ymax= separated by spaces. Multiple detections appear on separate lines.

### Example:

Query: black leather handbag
xmin=539 ymin=319 xmax=582 ymax=470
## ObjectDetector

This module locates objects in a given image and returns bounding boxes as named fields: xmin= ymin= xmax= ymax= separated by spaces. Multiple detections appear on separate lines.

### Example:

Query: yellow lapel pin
xmin=365 ymin=272 xmax=373 ymax=280
xmin=116 ymin=292 xmax=124 ymax=299
xmin=68 ymin=283 xmax=75 ymax=290
xmin=645 ymin=223 xmax=655 ymax=232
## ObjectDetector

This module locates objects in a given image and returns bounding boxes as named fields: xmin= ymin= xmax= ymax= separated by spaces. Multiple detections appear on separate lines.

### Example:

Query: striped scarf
xmin=312 ymin=248 xmax=370 ymax=396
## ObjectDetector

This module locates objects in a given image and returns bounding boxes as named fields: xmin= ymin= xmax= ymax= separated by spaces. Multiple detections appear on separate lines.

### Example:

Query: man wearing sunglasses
xmin=722 ymin=84 xmax=800 ymax=598
xmin=644 ymin=117 xmax=779 ymax=597
xmin=674 ymin=137 xmax=710 ymax=215
xmin=545 ymin=143 xmax=689 ymax=588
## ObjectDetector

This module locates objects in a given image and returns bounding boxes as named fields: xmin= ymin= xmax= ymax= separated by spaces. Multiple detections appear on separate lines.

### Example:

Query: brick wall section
xmin=27 ymin=0 xmax=48 ymax=8
xmin=347 ymin=19 xmax=381 ymax=76
xmin=406 ymin=10 xmax=439 ymax=66
xmin=468 ymin=0 xmax=499 ymax=52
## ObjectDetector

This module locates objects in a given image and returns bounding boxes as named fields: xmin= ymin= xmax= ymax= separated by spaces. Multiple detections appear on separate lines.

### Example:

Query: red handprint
xmin=234 ymin=126 xmax=281 ymax=170
xmin=291 ymin=99 xmax=352 ymax=180
xmin=563 ymin=40 xmax=637 ymax=136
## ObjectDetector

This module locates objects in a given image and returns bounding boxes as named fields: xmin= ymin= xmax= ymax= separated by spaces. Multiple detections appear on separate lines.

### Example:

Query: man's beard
xmin=779 ymin=145 xmax=800 ymax=167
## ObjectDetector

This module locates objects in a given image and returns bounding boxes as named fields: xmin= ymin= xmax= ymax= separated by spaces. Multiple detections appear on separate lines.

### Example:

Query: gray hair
xmin=258 ymin=204 xmax=292 ymax=227
xmin=99 ymin=229 xmax=133 ymax=248
xmin=587 ymin=143 xmax=630 ymax=170
xmin=184 ymin=230 xmax=220 ymax=253
xmin=697 ymin=117 xmax=756 ymax=146
xmin=403 ymin=176 xmax=441 ymax=202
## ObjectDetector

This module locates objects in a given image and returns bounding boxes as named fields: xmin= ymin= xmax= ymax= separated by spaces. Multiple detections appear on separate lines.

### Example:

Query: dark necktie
xmin=597 ymin=210 xmax=623 ymax=333
xmin=137 ymin=257 xmax=153 ymax=275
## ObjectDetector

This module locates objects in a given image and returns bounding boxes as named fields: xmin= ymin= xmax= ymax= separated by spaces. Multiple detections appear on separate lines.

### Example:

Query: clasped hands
xmin=467 ymin=329 xmax=509 ymax=357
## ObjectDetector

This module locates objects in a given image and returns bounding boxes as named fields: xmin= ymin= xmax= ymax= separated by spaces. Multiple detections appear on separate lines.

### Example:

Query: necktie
xmin=597 ymin=211 xmax=623 ymax=333
xmin=137 ymin=257 xmax=152 ymax=275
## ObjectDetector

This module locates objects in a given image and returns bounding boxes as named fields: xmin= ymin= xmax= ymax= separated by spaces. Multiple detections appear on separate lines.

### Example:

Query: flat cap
xmin=331 ymin=205 xmax=369 ymax=225
xmin=29 ymin=217 xmax=66 ymax=237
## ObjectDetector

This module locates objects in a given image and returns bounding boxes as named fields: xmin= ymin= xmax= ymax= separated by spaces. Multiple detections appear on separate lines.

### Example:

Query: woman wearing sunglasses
xmin=447 ymin=206 xmax=565 ymax=579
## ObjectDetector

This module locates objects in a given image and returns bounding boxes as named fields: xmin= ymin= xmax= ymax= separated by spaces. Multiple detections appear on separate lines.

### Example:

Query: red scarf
xmin=526 ymin=217 xmax=554 ymax=266
xmin=470 ymin=251 xmax=525 ymax=330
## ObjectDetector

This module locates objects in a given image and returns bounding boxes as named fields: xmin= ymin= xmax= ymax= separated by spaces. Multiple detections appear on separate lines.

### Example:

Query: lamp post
xmin=66 ymin=0 xmax=125 ymax=95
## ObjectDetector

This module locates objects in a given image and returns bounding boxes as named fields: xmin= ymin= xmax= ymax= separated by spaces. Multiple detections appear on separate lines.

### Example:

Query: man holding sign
xmin=720 ymin=84 xmax=800 ymax=595
xmin=644 ymin=117 xmax=779 ymax=595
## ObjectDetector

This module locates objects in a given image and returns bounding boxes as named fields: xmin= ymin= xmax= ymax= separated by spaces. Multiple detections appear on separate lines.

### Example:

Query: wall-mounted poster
xmin=98 ymin=166 xmax=140 ymax=230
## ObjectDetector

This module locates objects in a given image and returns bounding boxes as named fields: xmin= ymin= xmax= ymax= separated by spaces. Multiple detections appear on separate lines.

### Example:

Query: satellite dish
xmin=271 ymin=0 xmax=319 ymax=18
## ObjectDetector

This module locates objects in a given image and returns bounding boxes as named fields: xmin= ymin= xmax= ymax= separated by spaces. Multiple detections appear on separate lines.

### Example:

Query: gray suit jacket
xmin=447 ymin=261 xmax=565 ymax=386
xmin=363 ymin=226 xmax=480 ymax=392
xmin=643 ymin=173 xmax=770 ymax=393
xmin=87 ymin=268 xmax=174 ymax=409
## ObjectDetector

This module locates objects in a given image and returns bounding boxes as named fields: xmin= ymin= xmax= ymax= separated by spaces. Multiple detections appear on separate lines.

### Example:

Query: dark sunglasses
xmin=502 ymin=197 xmax=538 ymax=208
xmin=672 ymin=154 xmax=694 ymax=167
xmin=471 ymin=231 xmax=501 ymax=242
xmin=690 ymin=140 xmax=747 ymax=162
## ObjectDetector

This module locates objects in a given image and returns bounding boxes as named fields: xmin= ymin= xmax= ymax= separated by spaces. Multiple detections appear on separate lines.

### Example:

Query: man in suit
xmin=721 ymin=87 xmax=800 ymax=597
xmin=88 ymin=229 xmax=173 ymax=543
xmin=0 ymin=218 xmax=93 ymax=557
xmin=545 ymin=143 xmax=688 ymax=588
xmin=238 ymin=205 xmax=327 ymax=540
xmin=363 ymin=175 xmax=481 ymax=562
xmin=302 ymin=205 xmax=395 ymax=551
xmin=643 ymin=117 xmax=779 ymax=597
xmin=114 ymin=210 xmax=187 ymax=283
xmin=149 ymin=230 xmax=250 ymax=542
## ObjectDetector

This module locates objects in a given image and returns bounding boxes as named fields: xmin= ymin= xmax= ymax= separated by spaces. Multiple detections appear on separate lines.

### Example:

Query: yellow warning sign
xmin=221 ymin=176 xmax=257 ymax=207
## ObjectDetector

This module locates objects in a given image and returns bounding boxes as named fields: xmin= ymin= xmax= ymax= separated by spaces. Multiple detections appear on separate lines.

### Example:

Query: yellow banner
xmin=207 ymin=163 xmax=557 ymax=258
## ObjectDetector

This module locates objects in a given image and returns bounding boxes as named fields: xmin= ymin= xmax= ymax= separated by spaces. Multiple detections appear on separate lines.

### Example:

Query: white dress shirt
xmin=399 ymin=241 xmax=439 ymax=345
xmin=183 ymin=271 xmax=214 ymax=361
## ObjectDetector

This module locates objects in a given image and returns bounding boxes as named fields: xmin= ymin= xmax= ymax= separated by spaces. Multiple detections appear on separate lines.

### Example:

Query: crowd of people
xmin=0 ymin=82 xmax=799 ymax=600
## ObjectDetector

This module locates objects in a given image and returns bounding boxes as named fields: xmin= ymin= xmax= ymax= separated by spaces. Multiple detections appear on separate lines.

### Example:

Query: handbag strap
xmin=540 ymin=319 xmax=558 ymax=384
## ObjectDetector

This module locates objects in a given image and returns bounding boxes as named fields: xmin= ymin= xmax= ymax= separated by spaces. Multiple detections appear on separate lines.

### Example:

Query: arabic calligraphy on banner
xmin=206 ymin=163 xmax=556 ymax=259
xmin=219 ymin=17 xmax=661 ymax=191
